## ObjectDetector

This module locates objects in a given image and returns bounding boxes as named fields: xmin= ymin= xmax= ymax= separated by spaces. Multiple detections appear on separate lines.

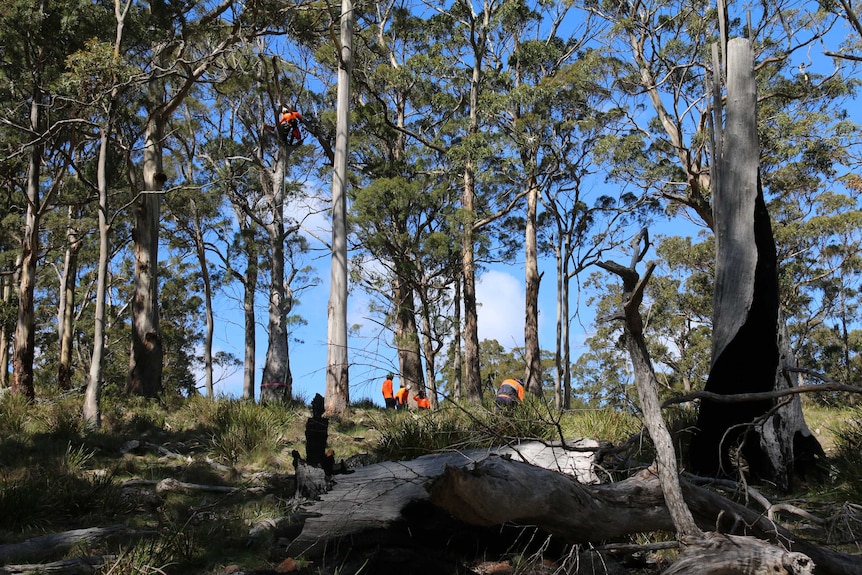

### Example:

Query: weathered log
xmin=0 ymin=526 xmax=126 ymax=564
xmin=429 ymin=457 xmax=861 ymax=575
xmin=284 ymin=448 xmax=859 ymax=575
xmin=285 ymin=440 xmax=601 ymax=557
xmin=0 ymin=555 xmax=114 ymax=574
xmin=155 ymin=478 xmax=238 ymax=494
xmin=663 ymin=533 xmax=814 ymax=575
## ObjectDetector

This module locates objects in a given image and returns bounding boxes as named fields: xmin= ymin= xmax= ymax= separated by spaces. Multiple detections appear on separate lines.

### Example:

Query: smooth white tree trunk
xmin=325 ymin=0 xmax=353 ymax=416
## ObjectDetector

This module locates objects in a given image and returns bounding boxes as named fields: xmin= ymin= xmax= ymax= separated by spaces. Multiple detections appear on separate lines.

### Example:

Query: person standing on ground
xmin=394 ymin=382 xmax=410 ymax=410
xmin=381 ymin=373 xmax=396 ymax=409
xmin=495 ymin=378 xmax=525 ymax=408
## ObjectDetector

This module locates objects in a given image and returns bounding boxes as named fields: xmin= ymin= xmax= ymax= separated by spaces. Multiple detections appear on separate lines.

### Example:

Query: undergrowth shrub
xmin=831 ymin=408 xmax=862 ymax=502
xmin=0 ymin=392 xmax=30 ymax=437
xmin=206 ymin=399 xmax=295 ymax=466
xmin=369 ymin=401 xmax=557 ymax=460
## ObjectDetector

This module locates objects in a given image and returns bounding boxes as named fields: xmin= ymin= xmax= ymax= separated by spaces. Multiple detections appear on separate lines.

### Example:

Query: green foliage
xmin=557 ymin=408 xmax=643 ymax=447
xmin=0 ymin=454 xmax=125 ymax=535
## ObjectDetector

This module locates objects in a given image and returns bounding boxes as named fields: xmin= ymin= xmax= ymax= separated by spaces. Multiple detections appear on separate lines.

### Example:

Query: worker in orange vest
xmin=394 ymin=382 xmax=410 ymax=410
xmin=495 ymin=378 xmax=525 ymax=408
xmin=381 ymin=373 xmax=396 ymax=409
xmin=413 ymin=392 xmax=431 ymax=410
xmin=278 ymin=106 xmax=303 ymax=146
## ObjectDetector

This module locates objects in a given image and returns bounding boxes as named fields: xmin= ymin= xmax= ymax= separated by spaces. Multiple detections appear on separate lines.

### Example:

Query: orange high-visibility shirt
xmin=394 ymin=386 xmax=409 ymax=405
xmin=280 ymin=111 xmax=302 ymax=125
xmin=497 ymin=378 xmax=525 ymax=401
xmin=413 ymin=396 xmax=431 ymax=409
xmin=381 ymin=378 xmax=394 ymax=399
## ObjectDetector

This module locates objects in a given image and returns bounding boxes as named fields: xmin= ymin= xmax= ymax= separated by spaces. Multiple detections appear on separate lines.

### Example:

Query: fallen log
xmin=154 ymin=478 xmax=238 ymax=494
xmin=0 ymin=555 xmax=114 ymax=574
xmin=0 ymin=526 xmax=126 ymax=564
xmin=429 ymin=456 xmax=862 ymax=575
xmin=662 ymin=533 xmax=814 ymax=575
xmin=284 ymin=439 xmax=601 ymax=557
xmin=286 ymin=448 xmax=860 ymax=575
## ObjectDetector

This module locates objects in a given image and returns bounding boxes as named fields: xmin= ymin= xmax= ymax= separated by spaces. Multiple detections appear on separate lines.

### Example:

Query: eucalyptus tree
xmin=200 ymin=123 xmax=265 ymax=402
xmin=346 ymin=0 xmax=463 ymax=403
xmin=493 ymin=4 xmax=640 ymax=404
xmin=418 ymin=0 xmax=518 ymax=403
xmin=208 ymin=49 xmax=322 ymax=404
xmin=62 ymin=1 xmax=142 ymax=423
xmin=125 ymin=0 xmax=267 ymax=398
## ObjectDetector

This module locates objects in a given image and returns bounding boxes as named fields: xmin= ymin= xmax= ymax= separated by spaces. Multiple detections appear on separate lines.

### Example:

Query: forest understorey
xmin=1 ymin=437 xmax=860 ymax=575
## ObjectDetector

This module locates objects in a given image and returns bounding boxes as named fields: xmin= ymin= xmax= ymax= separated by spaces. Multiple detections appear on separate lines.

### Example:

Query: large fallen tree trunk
xmin=429 ymin=457 xmax=860 ymax=575
xmin=284 ymin=440 xmax=601 ymax=557
xmin=285 ymin=448 xmax=860 ymax=575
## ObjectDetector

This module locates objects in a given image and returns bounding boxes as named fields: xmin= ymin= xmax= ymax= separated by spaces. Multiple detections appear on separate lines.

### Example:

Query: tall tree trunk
xmin=523 ymin=176 xmax=542 ymax=396
xmin=57 ymin=207 xmax=81 ymax=390
xmin=452 ymin=275 xmax=463 ymax=401
xmin=13 ymin=97 xmax=44 ymax=400
xmin=394 ymin=276 xmax=424 ymax=401
xmin=0 ymin=264 xmax=14 ymax=388
xmin=260 ymin=157 xmax=292 ymax=403
xmin=84 ymin=126 xmax=112 ymax=426
xmin=512 ymin=35 xmax=543 ymax=399
xmin=127 ymin=112 xmax=164 ymax=397
xmin=241 ymin=224 xmax=258 ymax=401
xmin=189 ymin=198 xmax=215 ymax=398
xmin=419 ymin=300 xmax=439 ymax=409
xmin=125 ymin=0 xmax=240 ymax=398
xmin=461 ymin=161 xmax=482 ymax=403
xmin=325 ymin=0 xmax=353 ymax=417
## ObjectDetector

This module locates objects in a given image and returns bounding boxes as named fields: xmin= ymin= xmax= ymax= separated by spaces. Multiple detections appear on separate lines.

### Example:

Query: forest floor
xmin=0 ymin=393 xmax=859 ymax=575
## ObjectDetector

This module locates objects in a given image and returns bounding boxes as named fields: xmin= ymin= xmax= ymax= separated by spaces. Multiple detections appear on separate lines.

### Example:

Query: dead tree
xmin=597 ymin=229 xmax=699 ymax=538
xmin=689 ymin=36 xmax=822 ymax=490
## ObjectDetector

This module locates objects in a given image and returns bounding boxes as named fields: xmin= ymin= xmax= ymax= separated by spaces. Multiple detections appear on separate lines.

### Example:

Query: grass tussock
xmin=831 ymin=408 xmax=862 ymax=501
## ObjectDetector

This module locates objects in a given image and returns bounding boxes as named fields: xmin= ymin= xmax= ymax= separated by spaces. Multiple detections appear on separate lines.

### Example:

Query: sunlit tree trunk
xmin=419 ymin=301 xmax=440 ymax=409
xmin=127 ymin=108 xmax=165 ymax=397
xmin=13 ymin=97 xmax=44 ymax=400
xmin=325 ymin=0 xmax=353 ymax=416
xmin=84 ymin=126 xmax=112 ymax=426
xmin=394 ymin=276 xmax=424 ymax=401
xmin=452 ymin=276 xmax=463 ymax=401
xmin=57 ymin=207 xmax=81 ymax=390
xmin=188 ymin=196 xmax=215 ymax=398
xmin=260 ymin=161 xmax=292 ymax=402
xmin=523 ymin=176 xmax=542 ymax=396
xmin=0 ymin=265 xmax=14 ymax=388
xmin=240 ymin=223 xmax=258 ymax=401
